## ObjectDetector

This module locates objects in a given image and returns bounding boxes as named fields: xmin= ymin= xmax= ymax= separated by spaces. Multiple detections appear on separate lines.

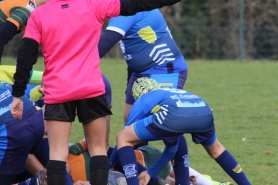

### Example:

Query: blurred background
xmin=3 ymin=0 xmax=278 ymax=61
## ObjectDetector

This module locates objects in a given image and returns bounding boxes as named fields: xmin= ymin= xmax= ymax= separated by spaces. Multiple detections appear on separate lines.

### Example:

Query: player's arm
xmin=26 ymin=154 xmax=45 ymax=176
xmin=0 ymin=21 xmax=18 ymax=63
xmin=0 ymin=5 xmax=32 ymax=63
xmin=147 ymin=140 xmax=179 ymax=178
xmin=98 ymin=30 xmax=123 ymax=58
xmin=119 ymin=0 xmax=180 ymax=16
xmin=12 ymin=38 xmax=39 ymax=98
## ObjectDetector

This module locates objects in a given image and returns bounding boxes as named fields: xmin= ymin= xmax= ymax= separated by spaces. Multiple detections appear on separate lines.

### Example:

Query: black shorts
xmin=44 ymin=95 xmax=112 ymax=124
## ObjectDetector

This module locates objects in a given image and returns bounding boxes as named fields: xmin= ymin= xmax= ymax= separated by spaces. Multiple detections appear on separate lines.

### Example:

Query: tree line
xmin=4 ymin=0 xmax=278 ymax=60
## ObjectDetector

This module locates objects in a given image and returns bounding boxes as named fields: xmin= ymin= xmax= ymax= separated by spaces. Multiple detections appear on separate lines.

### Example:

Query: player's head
xmin=132 ymin=77 xmax=160 ymax=100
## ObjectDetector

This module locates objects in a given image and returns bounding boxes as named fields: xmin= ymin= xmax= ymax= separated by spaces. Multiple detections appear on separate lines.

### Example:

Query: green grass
xmin=2 ymin=58 xmax=278 ymax=184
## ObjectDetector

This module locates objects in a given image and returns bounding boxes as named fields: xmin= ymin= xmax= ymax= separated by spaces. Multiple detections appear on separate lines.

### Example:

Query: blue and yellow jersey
xmin=0 ymin=0 xmax=35 ymax=31
xmin=126 ymin=88 xmax=213 ymax=133
xmin=0 ymin=65 xmax=42 ymax=124
xmin=107 ymin=9 xmax=187 ymax=73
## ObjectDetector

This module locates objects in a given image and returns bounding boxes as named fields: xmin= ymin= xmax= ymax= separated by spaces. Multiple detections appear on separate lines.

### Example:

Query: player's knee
xmin=204 ymin=140 xmax=225 ymax=159
xmin=116 ymin=130 xmax=129 ymax=147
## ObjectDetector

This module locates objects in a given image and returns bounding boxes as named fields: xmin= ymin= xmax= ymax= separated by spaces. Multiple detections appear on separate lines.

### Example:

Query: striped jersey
xmin=126 ymin=88 xmax=213 ymax=133
xmin=107 ymin=9 xmax=187 ymax=73
xmin=0 ymin=66 xmax=35 ymax=124
xmin=0 ymin=0 xmax=35 ymax=30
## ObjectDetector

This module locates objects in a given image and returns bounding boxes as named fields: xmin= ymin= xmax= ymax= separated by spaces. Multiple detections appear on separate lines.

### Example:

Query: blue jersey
xmin=107 ymin=9 xmax=187 ymax=73
xmin=0 ymin=81 xmax=35 ymax=125
xmin=0 ymin=66 xmax=41 ymax=124
xmin=126 ymin=88 xmax=213 ymax=133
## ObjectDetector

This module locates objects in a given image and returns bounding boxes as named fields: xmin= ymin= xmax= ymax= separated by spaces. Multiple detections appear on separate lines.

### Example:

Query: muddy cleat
xmin=36 ymin=170 xmax=47 ymax=185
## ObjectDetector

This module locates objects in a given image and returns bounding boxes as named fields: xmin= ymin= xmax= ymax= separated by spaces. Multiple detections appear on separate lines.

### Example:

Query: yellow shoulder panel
xmin=0 ymin=65 xmax=16 ymax=84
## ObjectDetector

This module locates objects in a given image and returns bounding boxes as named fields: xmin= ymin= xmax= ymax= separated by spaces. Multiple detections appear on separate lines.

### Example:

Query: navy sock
xmin=46 ymin=160 xmax=66 ymax=185
xmin=215 ymin=150 xmax=251 ymax=185
xmin=173 ymin=136 xmax=190 ymax=185
xmin=90 ymin=155 xmax=109 ymax=185
xmin=118 ymin=146 xmax=139 ymax=185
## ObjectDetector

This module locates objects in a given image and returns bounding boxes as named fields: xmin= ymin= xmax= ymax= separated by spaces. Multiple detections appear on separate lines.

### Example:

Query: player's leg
xmin=44 ymin=102 xmax=75 ymax=185
xmin=117 ymin=118 xmax=164 ymax=185
xmin=171 ymin=135 xmax=191 ymax=185
xmin=45 ymin=120 xmax=71 ymax=185
xmin=117 ymin=123 xmax=143 ymax=185
xmin=77 ymin=95 xmax=112 ymax=185
xmin=202 ymin=137 xmax=251 ymax=185
xmin=102 ymin=74 xmax=112 ymax=148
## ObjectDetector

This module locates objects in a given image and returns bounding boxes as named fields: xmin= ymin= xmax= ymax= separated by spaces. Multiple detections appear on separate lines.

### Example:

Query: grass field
xmin=2 ymin=58 xmax=278 ymax=184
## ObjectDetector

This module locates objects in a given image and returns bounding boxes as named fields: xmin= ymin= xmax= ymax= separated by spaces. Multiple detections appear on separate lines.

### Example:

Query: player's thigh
xmin=117 ymin=124 xmax=141 ymax=148
xmin=44 ymin=102 xmax=75 ymax=160
xmin=44 ymin=101 xmax=76 ymax=122
xmin=76 ymin=95 xmax=112 ymax=125
xmin=117 ymin=119 xmax=159 ymax=148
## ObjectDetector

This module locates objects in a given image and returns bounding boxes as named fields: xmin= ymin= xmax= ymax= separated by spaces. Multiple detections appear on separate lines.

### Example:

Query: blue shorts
xmin=134 ymin=116 xmax=216 ymax=145
xmin=0 ymin=108 xmax=44 ymax=175
xmin=125 ymin=70 xmax=188 ymax=104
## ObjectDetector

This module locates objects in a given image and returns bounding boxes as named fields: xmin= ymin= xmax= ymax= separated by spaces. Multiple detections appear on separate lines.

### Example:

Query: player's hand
xmin=138 ymin=171 xmax=151 ymax=185
xmin=10 ymin=97 xmax=23 ymax=120
xmin=38 ymin=85 xmax=44 ymax=94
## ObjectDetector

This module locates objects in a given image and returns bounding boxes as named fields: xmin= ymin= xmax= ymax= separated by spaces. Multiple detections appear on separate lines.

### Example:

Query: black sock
xmin=46 ymin=160 xmax=66 ymax=185
xmin=90 ymin=155 xmax=109 ymax=185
